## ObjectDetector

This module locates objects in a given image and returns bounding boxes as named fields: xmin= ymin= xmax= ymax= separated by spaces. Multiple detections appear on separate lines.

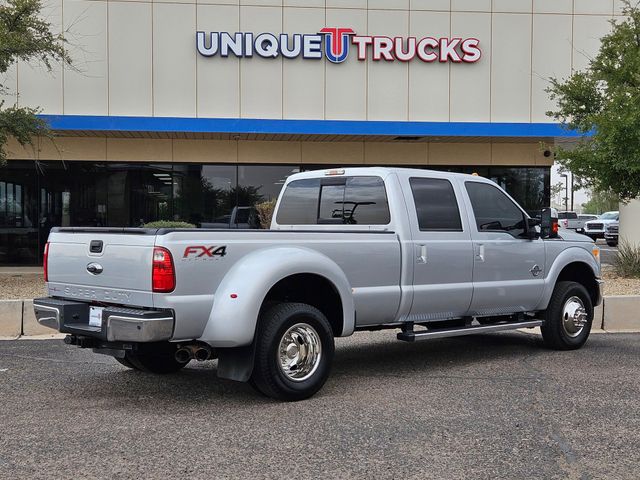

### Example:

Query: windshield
xmin=600 ymin=212 xmax=618 ymax=220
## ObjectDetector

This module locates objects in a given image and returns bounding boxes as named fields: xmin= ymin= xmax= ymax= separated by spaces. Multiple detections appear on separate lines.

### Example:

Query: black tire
xmin=541 ymin=281 xmax=593 ymax=350
xmin=606 ymin=240 xmax=618 ymax=247
xmin=250 ymin=302 xmax=334 ymax=401
xmin=125 ymin=351 xmax=189 ymax=374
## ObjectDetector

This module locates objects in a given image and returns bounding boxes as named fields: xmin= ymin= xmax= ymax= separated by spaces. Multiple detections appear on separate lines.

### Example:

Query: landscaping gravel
xmin=0 ymin=274 xmax=46 ymax=300
xmin=602 ymin=266 xmax=640 ymax=296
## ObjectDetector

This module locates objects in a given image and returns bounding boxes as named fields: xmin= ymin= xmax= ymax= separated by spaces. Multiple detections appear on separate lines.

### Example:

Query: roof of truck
xmin=287 ymin=167 xmax=484 ymax=182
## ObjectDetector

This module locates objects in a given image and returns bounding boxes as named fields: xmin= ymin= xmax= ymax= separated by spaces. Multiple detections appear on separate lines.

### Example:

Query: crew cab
xmin=34 ymin=168 xmax=603 ymax=401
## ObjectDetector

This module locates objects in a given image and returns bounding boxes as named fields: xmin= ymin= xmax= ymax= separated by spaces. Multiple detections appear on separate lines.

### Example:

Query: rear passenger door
xmin=404 ymin=176 xmax=474 ymax=321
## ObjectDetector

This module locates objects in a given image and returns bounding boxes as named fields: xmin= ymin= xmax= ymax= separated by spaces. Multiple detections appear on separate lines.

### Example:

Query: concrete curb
xmin=602 ymin=295 xmax=640 ymax=331
xmin=0 ymin=296 xmax=639 ymax=339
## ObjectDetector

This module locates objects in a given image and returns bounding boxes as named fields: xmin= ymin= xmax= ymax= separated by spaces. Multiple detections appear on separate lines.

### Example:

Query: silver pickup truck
xmin=34 ymin=167 xmax=603 ymax=401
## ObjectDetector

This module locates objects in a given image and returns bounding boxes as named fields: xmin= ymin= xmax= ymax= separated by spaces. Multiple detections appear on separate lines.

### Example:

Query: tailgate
xmin=46 ymin=229 xmax=157 ymax=307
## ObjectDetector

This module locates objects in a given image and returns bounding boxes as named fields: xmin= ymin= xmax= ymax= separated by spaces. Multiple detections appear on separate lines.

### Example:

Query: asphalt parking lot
xmin=1 ymin=331 xmax=638 ymax=479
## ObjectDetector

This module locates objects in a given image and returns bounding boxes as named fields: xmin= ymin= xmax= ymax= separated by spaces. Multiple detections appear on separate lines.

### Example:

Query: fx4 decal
xmin=183 ymin=245 xmax=227 ymax=259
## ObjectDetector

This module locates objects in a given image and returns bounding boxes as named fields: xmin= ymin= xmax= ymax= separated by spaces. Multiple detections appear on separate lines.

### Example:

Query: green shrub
xmin=143 ymin=220 xmax=195 ymax=229
xmin=614 ymin=242 xmax=640 ymax=278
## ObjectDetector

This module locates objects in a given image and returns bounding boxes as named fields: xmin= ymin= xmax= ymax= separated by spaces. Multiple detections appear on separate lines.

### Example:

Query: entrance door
xmin=463 ymin=181 xmax=546 ymax=315
xmin=402 ymin=175 xmax=474 ymax=321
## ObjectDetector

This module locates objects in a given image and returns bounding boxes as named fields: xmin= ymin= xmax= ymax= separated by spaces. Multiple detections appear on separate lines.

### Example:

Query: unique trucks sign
xmin=196 ymin=27 xmax=481 ymax=64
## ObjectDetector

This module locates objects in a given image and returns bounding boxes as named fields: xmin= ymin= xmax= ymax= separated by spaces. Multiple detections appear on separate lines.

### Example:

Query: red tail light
xmin=43 ymin=242 xmax=50 ymax=282
xmin=552 ymin=219 xmax=559 ymax=235
xmin=152 ymin=247 xmax=175 ymax=293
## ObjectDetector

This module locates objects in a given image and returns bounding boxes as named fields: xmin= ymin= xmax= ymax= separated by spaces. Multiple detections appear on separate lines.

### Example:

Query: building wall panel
xmin=18 ymin=0 xmax=63 ymax=114
xmin=239 ymin=6 xmax=283 ymax=118
xmin=63 ymin=0 xmax=108 ymax=115
xmin=108 ymin=1 xmax=153 ymax=116
xmin=325 ymin=8 xmax=367 ymax=119
xmin=408 ymin=10 xmax=450 ymax=121
xmin=491 ymin=13 xmax=532 ymax=122
xmin=153 ymin=3 xmax=197 ymax=117
xmin=572 ymin=14 xmax=613 ymax=72
xmin=450 ymin=12 xmax=491 ymax=121
xmin=282 ymin=7 xmax=325 ymax=119
xmin=196 ymin=5 xmax=240 ymax=118
xmin=531 ymin=14 xmax=573 ymax=122
xmin=367 ymin=9 xmax=409 ymax=120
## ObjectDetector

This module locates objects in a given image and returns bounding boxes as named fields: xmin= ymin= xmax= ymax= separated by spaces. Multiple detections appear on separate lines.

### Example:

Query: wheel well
xmin=556 ymin=262 xmax=599 ymax=306
xmin=262 ymin=273 xmax=344 ymax=336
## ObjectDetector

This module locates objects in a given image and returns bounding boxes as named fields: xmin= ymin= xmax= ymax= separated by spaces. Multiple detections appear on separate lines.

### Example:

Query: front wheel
xmin=606 ymin=240 xmax=618 ymax=247
xmin=541 ymin=281 xmax=593 ymax=350
xmin=250 ymin=303 xmax=334 ymax=401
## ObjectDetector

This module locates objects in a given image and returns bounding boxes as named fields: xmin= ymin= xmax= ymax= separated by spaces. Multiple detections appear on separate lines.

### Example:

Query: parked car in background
xmin=558 ymin=211 xmax=581 ymax=230
xmin=584 ymin=211 xmax=619 ymax=241
xmin=576 ymin=214 xmax=599 ymax=234
xmin=604 ymin=221 xmax=619 ymax=247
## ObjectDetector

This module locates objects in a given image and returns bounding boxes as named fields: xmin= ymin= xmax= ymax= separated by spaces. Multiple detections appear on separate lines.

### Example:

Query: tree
xmin=0 ymin=0 xmax=69 ymax=163
xmin=582 ymin=189 xmax=620 ymax=214
xmin=547 ymin=0 xmax=640 ymax=201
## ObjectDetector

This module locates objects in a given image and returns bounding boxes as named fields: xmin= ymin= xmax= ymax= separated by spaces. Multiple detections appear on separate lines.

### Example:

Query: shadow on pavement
xmin=67 ymin=331 xmax=547 ymax=406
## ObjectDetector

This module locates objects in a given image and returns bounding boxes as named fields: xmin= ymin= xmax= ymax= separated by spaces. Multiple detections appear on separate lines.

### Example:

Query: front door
xmin=402 ymin=175 xmax=475 ymax=321
xmin=463 ymin=181 xmax=546 ymax=315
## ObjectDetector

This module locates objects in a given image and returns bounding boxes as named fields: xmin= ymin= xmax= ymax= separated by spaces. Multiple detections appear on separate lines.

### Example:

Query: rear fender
xmin=199 ymin=246 xmax=355 ymax=348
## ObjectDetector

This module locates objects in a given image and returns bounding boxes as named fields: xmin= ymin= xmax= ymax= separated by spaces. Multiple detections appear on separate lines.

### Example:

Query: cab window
xmin=465 ymin=181 xmax=527 ymax=237
xmin=409 ymin=177 xmax=462 ymax=231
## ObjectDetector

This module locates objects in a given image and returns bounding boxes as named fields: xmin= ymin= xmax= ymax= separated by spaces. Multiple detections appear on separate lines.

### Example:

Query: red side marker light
xmin=230 ymin=294 xmax=238 ymax=299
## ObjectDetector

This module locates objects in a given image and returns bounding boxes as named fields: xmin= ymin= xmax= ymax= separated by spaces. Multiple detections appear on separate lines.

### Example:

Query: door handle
xmin=475 ymin=244 xmax=485 ymax=262
xmin=417 ymin=244 xmax=427 ymax=264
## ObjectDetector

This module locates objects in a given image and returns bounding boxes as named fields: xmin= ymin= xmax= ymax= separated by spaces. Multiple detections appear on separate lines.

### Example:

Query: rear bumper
xmin=33 ymin=297 xmax=174 ymax=342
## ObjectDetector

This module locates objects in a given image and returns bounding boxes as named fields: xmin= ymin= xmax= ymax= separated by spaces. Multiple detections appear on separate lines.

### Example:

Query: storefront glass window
xmin=0 ymin=161 xmax=549 ymax=265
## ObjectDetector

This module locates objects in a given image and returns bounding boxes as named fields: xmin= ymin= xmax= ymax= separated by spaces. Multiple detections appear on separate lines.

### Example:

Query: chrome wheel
xmin=562 ymin=296 xmax=588 ymax=338
xmin=277 ymin=323 xmax=322 ymax=382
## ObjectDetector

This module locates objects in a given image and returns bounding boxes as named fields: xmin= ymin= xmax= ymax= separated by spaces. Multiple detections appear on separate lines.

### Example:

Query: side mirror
xmin=540 ymin=207 xmax=559 ymax=239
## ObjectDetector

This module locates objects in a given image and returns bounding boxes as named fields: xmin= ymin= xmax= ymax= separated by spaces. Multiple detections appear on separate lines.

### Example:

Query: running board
xmin=397 ymin=320 xmax=543 ymax=342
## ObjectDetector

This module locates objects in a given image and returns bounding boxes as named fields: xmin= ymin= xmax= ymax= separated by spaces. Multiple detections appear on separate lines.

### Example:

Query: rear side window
xmin=409 ymin=178 xmax=462 ymax=231
xmin=465 ymin=181 xmax=526 ymax=237
xmin=275 ymin=178 xmax=320 ymax=224
xmin=276 ymin=176 xmax=390 ymax=225
xmin=342 ymin=176 xmax=390 ymax=225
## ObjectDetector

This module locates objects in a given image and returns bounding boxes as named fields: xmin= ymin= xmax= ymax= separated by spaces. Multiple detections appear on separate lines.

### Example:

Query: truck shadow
xmin=72 ymin=331 xmax=548 ymax=405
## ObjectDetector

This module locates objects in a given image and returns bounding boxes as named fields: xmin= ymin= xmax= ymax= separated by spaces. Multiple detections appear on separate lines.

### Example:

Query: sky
xmin=551 ymin=162 xmax=589 ymax=212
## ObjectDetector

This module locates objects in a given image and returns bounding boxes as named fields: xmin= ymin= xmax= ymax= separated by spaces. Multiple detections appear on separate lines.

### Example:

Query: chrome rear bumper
xmin=33 ymin=297 xmax=174 ymax=342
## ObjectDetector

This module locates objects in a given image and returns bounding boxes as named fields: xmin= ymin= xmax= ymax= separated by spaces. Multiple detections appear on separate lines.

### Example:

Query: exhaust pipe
xmin=174 ymin=348 xmax=191 ymax=364
xmin=194 ymin=346 xmax=212 ymax=362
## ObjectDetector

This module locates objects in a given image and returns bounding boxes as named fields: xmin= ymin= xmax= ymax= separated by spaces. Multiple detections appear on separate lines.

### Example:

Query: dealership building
xmin=0 ymin=0 xmax=624 ymax=265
